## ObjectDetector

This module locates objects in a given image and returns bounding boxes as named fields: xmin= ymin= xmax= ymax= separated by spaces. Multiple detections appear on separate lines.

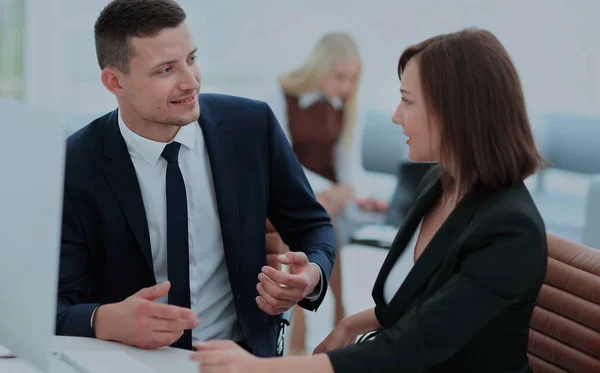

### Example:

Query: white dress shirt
xmin=383 ymin=219 xmax=422 ymax=304
xmin=116 ymin=111 xmax=240 ymax=342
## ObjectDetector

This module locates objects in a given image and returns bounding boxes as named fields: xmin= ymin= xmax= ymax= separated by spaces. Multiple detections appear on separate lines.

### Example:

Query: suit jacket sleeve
xmin=55 ymin=189 xmax=101 ymax=337
xmin=327 ymin=211 xmax=546 ymax=373
xmin=263 ymin=101 xmax=337 ymax=311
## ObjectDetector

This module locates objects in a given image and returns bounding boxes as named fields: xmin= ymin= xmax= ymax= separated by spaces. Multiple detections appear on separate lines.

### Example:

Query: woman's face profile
xmin=392 ymin=58 xmax=441 ymax=163
xmin=320 ymin=59 xmax=360 ymax=101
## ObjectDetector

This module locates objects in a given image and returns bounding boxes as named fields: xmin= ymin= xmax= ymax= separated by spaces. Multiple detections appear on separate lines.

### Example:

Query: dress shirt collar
xmin=118 ymin=109 xmax=197 ymax=166
xmin=298 ymin=91 xmax=344 ymax=110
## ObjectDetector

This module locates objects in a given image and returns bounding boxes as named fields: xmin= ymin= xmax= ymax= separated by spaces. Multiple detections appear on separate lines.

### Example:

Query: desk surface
xmin=0 ymin=336 xmax=198 ymax=373
xmin=2 ymin=244 xmax=389 ymax=373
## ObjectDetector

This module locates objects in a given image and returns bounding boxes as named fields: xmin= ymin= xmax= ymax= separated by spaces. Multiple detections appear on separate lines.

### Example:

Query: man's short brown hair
xmin=94 ymin=0 xmax=186 ymax=73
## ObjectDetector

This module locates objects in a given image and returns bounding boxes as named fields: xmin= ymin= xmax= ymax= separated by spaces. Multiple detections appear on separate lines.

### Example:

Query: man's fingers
xmin=145 ymin=302 xmax=197 ymax=323
xmin=150 ymin=318 xmax=179 ymax=332
xmin=276 ymin=252 xmax=308 ymax=266
xmin=258 ymin=273 xmax=303 ymax=302
xmin=255 ymin=296 xmax=286 ymax=315
xmin=261 ymin=266 xmax=308 ymax=289
xmin=151 ymin=317 xmax=199 ymax=332
xmin=256 ymin=282 xmax=297 ymax=310
xmin=136 ymin=331 xmax=182 ymax=350
xmin=152 ymin=331 xmax=184 ymax=348
xmin=134 ymin=281 xmax=170 ymax=301
xmin=256 ymin=282 xmax=280 ymax=307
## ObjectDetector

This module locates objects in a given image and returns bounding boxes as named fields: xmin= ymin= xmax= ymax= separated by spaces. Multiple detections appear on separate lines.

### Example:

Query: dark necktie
xmin=161 ymin=141 xmax=192 ymax=350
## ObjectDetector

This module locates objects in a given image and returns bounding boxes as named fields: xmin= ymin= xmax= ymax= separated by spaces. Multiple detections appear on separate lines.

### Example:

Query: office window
xmin=0 ymin=0 xmax=25 ymax=99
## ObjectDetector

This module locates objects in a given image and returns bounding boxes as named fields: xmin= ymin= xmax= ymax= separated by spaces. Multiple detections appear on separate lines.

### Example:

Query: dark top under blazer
xmin=328 ymin=165 xmax=547 ymax=373
xmin=55 ymin=94 xmax=337 ymax=357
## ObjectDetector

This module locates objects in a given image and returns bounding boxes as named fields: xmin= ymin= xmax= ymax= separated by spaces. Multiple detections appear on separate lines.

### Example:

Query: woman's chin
xmin=407 ymin=150 xmax=435 ymax=163
xmin=407 ymin=150 xmax=423 ymax=162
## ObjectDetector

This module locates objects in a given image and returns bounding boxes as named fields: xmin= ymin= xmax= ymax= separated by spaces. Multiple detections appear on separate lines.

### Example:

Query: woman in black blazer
xmin=191 ymin=27 xmax=548 ymax=373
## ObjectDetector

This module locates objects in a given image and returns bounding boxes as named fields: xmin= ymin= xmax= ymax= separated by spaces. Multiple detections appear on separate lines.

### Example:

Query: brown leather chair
xmin=528 ymin=233 xmax=600 ymax=372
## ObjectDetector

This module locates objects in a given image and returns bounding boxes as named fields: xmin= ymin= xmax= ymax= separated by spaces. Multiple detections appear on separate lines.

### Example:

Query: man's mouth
xmin=171 ymin=95 xmax=196 ymax=104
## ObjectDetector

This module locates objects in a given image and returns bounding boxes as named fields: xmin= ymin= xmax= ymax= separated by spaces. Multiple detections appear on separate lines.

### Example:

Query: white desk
xmin=1 ymin=244 xmax=390 ymax=373
xmin=0 ymin=336 xmax=198 ymax=373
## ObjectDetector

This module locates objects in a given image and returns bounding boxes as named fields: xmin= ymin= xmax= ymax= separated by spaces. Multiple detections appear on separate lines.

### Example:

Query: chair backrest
xmin=360 ymin=110 xmax=408 ymax=175
xmin=528 ymin=233 xmax=600 ymax=372
xmin=582 ymin=175 xmax=600 ymax=249
xmin=540 ymin=113 xmax=600 ymax=174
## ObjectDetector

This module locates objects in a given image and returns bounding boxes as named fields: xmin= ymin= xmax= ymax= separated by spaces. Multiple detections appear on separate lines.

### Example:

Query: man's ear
xmin=101 ymin=67 xmax=126 ymax=97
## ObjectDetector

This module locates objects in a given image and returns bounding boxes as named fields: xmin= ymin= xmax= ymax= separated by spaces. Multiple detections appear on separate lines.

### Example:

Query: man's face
xmin=117 ymin=22 xmax=201 ymax=128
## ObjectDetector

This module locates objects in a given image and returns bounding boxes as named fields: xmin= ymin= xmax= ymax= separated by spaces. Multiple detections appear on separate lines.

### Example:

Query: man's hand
xmin=93 ymin=281 xmax=199 ymax=349
xmin=255 ymin=252 xmax=321 ymax=315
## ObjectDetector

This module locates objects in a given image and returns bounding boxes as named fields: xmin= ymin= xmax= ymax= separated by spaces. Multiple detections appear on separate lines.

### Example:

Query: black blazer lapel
xmin=375 ymin=174 xmax=485 ymax=327
xmin=102 ymin=110 xmax=154 ymax=277
xmin=198 ymin=110 xmax=242 ymax=276
xmin=372 ymin=175 xmax=442 ymax=306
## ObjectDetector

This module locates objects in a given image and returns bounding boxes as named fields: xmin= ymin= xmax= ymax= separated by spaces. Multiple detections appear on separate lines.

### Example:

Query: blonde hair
xmin=279 ymin=32 xmax=361 ymax=148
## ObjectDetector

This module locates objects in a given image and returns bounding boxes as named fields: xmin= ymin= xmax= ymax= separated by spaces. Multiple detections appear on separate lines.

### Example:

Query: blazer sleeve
xmin=327 ymin=210 xmax=546 ymax=373
xmin=55 ymin=188 xmax=101 ymax=337
xmin=263 ymin=101 xmax=338 ymax=311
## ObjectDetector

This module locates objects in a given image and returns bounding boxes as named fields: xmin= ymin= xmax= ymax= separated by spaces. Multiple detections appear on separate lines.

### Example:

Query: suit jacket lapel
xmin=373 ymin=176 xmax=442 ymax=304
xmin=375 ymin=177 xmax=485 ymax=326
xmin=198 ymin=109 xmax=242 ymax=274
xmin=102 ymin=110 xmax=154 ymax=276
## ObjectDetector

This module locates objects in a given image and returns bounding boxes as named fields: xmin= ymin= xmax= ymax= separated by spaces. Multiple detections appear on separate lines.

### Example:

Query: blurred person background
xmin=265 ymin=31 xmax=387 ymax=355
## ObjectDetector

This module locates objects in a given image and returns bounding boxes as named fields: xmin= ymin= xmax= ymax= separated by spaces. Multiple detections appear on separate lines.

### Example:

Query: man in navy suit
xmin=55 ymin=0 xmax=336 ymax=358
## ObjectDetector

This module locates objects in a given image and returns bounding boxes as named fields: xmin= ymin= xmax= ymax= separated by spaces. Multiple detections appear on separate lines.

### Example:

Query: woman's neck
xmin=439 ymin=182 xmax=464 ymax=213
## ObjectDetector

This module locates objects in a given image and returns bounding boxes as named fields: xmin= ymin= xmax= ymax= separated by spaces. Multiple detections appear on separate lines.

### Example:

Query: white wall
xmin=25 ymin=0 xmax=600 ymax=129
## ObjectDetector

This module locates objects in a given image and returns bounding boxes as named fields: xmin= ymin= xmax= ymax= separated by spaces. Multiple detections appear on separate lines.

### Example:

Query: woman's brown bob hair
xmin=398 ymin=28 xmax=545 ymax=197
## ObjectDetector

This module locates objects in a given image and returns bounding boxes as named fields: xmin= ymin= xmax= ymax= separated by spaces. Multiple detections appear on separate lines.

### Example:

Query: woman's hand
xmin=314 ymin=308 xmax=382 ymax=354
xmin=356 ymin=197 xmax=388 ymax=213
xmin=190 ymin=341 xmax=264 ymax=373
xmin=191 ymin=340 xmax=337 ymax=373
xmin=313 ymin=318 xmax=358 ymax=354
xmin=318 ymin=183 xmax=355 ymax=217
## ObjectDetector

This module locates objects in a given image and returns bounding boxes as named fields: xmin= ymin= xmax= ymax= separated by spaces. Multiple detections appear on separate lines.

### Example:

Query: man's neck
xmin=119 ymin=108 xmax=179 ymax=143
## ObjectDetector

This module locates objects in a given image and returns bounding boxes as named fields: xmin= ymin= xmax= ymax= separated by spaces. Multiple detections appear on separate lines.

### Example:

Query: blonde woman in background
xmin=267 ymin=32 xmax=387 ymax=355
